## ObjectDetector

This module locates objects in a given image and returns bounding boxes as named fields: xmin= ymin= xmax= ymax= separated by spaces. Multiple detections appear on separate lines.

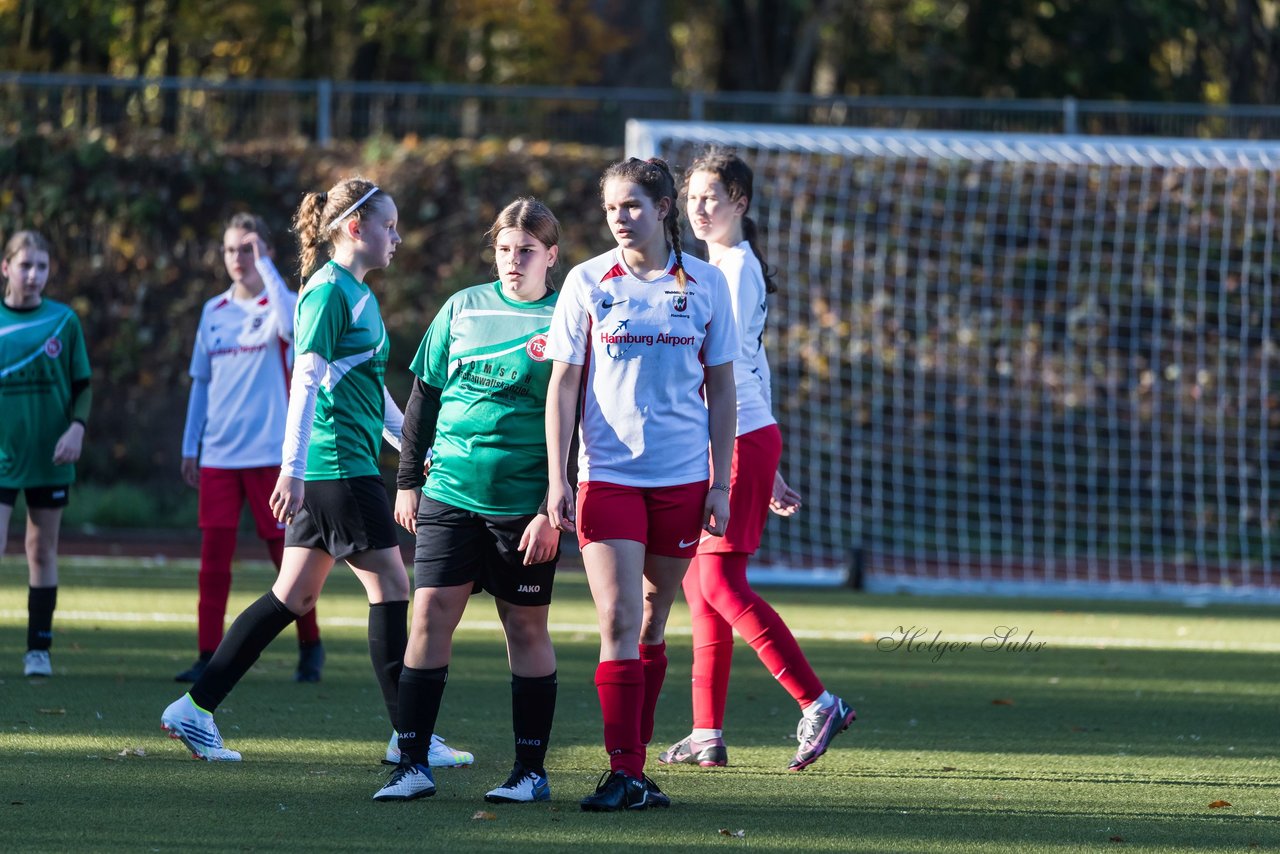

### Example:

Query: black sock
xmin=27 ymin=585 xmax=57 ymax=651
xmin=512 ymin=671 xmax=557 ymax=773
xmin=367 ymin=600 xmax=408 ymax=723
xmin=190 ymin=591 xmax=297 ymax=712
xmin=396 ymin=665 xmax=448 ymax=766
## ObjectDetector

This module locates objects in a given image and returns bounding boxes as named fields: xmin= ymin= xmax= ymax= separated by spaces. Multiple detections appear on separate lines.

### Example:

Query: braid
xmin=647 ymin=158 xmax=687 ymax=292
xmin=291 ymin=191 xmax=327 ymax=284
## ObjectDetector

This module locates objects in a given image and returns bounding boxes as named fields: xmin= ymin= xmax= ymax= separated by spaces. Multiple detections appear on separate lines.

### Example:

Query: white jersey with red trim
xmin=546 ymin=248 xmax=740 ymax=487
xmin=717 ymin=242 xmax=775 ymax=436
xmin=185 ymin=285 xmax=296 ymax=468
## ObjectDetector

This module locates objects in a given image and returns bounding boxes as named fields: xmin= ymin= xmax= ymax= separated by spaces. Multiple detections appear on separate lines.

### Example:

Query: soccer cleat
xmin=789 ymin=695 xmax=856 ymax=771
xmin=23 ymin=650 xmax=52 ymax=677
xmin=160 ymin=694 xmax=241 ymax=761
xmin=641 ymin=775 xmax=670 ymax=808
xmin=372 ymin=762 xmax=436 ymax=801
xmin=174 ymin=652 xmax=212 ymax=683
xmin=579 ymin=769 xmax=648 ymax=812
xmin=383 ymin=732 xmax=475 ymax=768
xmin=658 ymin=733 xmax=728 ymax=767
xmin=484 ymin=763 xmax=551 ymax=804
xmin=293 ymin=641 xmax=325 ymax=683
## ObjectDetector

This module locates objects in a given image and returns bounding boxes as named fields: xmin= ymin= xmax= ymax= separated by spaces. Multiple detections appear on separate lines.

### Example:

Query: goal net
xmin=628 ymin=120 xmax=1279 ymax=602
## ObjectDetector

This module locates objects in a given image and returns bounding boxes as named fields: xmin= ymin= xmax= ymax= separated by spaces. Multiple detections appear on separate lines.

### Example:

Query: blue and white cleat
xmin=484 ymin=764 xmax=551 ymax=803
xmin=161 ymin=694 xmax=242 ymax=761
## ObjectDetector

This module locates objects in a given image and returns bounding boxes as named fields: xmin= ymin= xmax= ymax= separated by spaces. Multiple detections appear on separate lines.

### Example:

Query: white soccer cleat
xmin=160 ymin=694 xmax=242 ymax=762
xmin=23 ymin=650 xmax=52 ymax=677
xmin=383 ymin=732 xmax=474 ymax=768
xmin=372 ymin=762 xmax=436 ymax=801
xmin=484 ymin=764 xmax=551 ymax=803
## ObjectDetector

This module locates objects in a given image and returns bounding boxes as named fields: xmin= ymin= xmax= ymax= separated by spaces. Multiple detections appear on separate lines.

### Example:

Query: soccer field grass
xmin=2 ymin=557 xmax=1278 ymax=852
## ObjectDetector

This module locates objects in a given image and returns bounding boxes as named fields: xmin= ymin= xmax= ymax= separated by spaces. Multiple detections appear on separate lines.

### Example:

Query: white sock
xmin=802 ymin=691 xmax=835 ymax=718
xmin=691 ymin=728 xmax=722 ymax=742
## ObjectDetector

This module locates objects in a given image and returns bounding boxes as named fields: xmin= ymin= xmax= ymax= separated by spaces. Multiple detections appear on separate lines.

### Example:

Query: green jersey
xmin=294 ymin=262 xmax=389 ymax=480
xmin=0 ymin=299 xmax=91 ymax=488
xmin=412 ymin=281 xmax=557 ymax=514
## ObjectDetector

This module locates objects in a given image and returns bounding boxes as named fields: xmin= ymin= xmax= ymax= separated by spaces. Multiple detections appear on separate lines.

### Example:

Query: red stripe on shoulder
xmin=257 ymin=296 xmax=270 ymax=306
xmin=599 ymin=263 xmax=628 ymax=282
xmin=669 ymin=263 xmax=697 ymax=284
xmin=213 ymin=298 xmax=231 ymax=310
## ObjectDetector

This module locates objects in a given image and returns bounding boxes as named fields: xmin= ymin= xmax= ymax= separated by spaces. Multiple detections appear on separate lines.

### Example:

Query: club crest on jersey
xmin=526 ymin=333 xmax=548 ymax=362
xmin=43 ymin=337 xmax=62 ymax=358
xmin=672 ymin=294 xmax=688 ymax=312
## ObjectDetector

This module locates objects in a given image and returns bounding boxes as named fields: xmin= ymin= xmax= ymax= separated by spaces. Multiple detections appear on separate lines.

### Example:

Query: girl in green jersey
xmin=162 ymin=178 xmax=467 ymax=769
xmin=0 ymin=230 xmax=92 ymax=678
xmin=374 ymin=198 xmax=562 ymax=804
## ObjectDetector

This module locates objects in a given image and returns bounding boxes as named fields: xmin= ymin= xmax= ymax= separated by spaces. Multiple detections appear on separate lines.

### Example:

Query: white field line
xmin=2 ymin=609 xmax=1279 ymax=653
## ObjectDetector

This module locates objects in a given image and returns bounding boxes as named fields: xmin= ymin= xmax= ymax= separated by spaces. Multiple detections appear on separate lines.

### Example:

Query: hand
xmin=243 ymin=231 xmax=269 ymax=262
xmin=547 ymin=479 xmax=576 ymax=533
xmin=518 ymin=513 xmax=560 ymax=566
xmin=51 ymin=422 xmax=84 ymax=466
xmin=180 ymin=456 xmax=199 ymax=488
xmin=702 ymin=486 xmax=730 ymax=537
xmin=269 ymin=474 xmax=304 ymax=524
xmin=394 ymin=488 xmax=421 ymax=535
xmin=769 ymin=471 xmax=802 ymax=517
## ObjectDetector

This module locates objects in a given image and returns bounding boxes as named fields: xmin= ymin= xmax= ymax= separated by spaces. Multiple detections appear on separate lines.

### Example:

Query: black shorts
xmin=284 ymin=476 xmax=400 ymax=560
xmin=413 ymin=496 xmax=557 ymax=607
xmin=0 ymin=485 xmax=71 ymax=509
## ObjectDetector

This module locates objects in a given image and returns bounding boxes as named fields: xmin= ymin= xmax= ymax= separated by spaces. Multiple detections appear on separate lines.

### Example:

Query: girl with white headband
xmin=161 ymin=177 xmax=470 ymax=770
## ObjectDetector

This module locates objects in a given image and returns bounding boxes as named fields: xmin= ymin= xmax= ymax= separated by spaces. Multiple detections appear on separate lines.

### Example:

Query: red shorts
xmin=577 ymin=480 xmax=707 ymax=559
xmin=697 ymin=423 xmax=782 ymax=556
xmin=198 ymin=466 xmax=286 ymax=540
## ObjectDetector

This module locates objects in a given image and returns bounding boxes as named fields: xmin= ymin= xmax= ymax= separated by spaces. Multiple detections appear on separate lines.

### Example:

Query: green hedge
xmin=1 ymin=132 xmax=617 ymax=512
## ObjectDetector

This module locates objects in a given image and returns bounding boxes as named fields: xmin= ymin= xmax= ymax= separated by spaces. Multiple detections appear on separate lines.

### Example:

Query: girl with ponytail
xmin=162 ymin=177 xmax=469 ymax=774
xmin=544 ymin=157 xmax=740 ymax=811
xmin=660 ymin=147 xmax=855 ymax=774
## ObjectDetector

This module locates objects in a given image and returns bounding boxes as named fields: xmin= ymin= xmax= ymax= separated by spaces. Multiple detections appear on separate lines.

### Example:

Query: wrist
xmin=710 ymin=481 xmax=730 ymax=493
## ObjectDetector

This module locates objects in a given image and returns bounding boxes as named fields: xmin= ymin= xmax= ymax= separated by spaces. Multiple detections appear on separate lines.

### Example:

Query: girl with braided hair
xmin=545 ymin=157 xmax=739 ymax=811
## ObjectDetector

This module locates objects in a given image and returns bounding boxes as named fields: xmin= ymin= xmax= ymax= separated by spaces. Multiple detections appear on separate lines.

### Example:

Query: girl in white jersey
xmin=659 ymin=149 xmax=855 ymax=773
xmin=161 ymin=178 xmax=469 ymax=770
xmin=175 ymin=213 xmax=324 ymax=685
xmin=546 ymin=157 xmax=739 ymax=811
xmin=1 ymin=231 xmax=92 ymax=678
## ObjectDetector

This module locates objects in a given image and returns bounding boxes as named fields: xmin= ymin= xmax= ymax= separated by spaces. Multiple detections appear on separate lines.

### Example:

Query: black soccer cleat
xmin=580 ymin=769 xmax=649 ymax=812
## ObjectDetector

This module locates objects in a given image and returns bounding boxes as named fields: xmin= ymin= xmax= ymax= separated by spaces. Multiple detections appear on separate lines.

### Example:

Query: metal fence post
xmin=690 ymin=89 xmax=705 ymax=122
xmin=316 ymin=78 xmax=332 ymax=145
xmin=1063 ymin=96 xmax=1078 ymax=135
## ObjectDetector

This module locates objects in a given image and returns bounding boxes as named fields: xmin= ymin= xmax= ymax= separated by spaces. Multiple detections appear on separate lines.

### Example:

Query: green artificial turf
xmin=2 ymin=557 xmax=1278 ymax=852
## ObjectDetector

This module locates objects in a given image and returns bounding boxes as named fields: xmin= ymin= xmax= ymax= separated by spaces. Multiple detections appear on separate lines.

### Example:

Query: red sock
xmin=197 ymin=527 xmax=237 ymax=652
xmin=595 ymin=659 xmax=644 ymax=778
xmin=638 ymin=641 xmax=667 ymax=747
xmin=267 ymin=538 xmax=321 ymax=645
xmin=705 ymin=552 xmax=825 ymax=708
xmin=684 ymin=556 xmax=734 ymax=730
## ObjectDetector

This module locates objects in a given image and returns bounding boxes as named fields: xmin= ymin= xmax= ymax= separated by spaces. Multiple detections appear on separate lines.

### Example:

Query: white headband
xmin=325 ymin=186 xmax=380 ymax=232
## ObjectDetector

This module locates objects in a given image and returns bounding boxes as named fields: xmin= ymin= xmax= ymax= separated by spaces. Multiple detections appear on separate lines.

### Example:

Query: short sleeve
xmin=700 ymin=267 xmax=741 ymax=368
xmin=545 ymin=268 xmax=590 ymax=365
xmin=188 ymin=305 xmax=212 ymax=382
xmin=294 ymin=281 xmax=347 ymax=360
xmin=68 ymin=311 xmax=91 ymax=382
xmin=410 ymin=294 xmax=457 ymax=387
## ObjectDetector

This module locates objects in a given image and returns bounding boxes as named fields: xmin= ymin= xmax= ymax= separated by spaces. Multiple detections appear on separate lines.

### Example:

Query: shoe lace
xmin=796 ymin=714 xmax=818 ymax=745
